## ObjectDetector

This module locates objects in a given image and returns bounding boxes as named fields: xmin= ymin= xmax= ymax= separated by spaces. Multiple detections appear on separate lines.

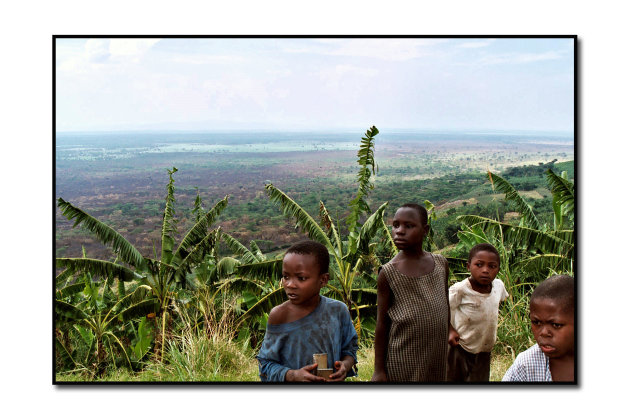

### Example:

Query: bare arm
xmin=371 ymin=269 xmax=391 ymax=382
xmin=443 ymin=258 xmax=453 ymax=344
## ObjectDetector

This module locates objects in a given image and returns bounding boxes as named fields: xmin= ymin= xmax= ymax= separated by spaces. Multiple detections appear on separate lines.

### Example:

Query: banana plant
xmin=55 ymin=270 xmax=156 ymax=374
xmin=546 ymin=168 xmax=574 ymax=230
xmin=57 ymin=167 xmax=228 ymax=361
xmin=456 ymin=169 xmax=574 ymax=285
xmin=455 ymin=168 xmax=574 ymax=354
xmin=182 ymin=230 xmax=285 ymax=347
xmin=261 ymin=126 xmax=395 ymax=338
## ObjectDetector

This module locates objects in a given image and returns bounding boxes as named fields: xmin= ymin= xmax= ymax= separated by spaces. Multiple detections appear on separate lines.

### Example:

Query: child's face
xmin=466 ymin=250 xmax=500 ymax=292
xmin=392 ymin=207 xmax=428 ymax=250
xmin=529 ymin=297 xmax=574 ymax=360
xmin=281 ymin=253 xmax=328 ymax=306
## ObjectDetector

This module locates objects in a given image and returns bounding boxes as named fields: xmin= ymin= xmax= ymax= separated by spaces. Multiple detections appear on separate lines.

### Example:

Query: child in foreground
xmin=371 ymin=203 xmax=450 ymax=382
xmin=502 ymin=274 xmax=575 ymax=382
xmin=256 ymin=240 xmax=358 ymax=382
xmin=447 ymin=243 xmax=509 ymax=382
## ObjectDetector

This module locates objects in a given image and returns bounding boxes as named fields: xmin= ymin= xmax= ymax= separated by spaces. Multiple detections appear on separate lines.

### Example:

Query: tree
xmin=454 ymin=169 xmax=574 ymax=353
xmin=55 ymin=267 xmax=156 ymax=375
xmin=256 ymin=126 xmax=396 ymax=338
xmin=56 ymin=168 xmax=228 ymax=361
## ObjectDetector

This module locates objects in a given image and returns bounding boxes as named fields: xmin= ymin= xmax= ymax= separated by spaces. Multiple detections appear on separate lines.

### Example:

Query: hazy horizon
xmin=55 ymin=127 xmax=574 ymax=136
xmin=55 ymin=37 xmax=575 ymax=134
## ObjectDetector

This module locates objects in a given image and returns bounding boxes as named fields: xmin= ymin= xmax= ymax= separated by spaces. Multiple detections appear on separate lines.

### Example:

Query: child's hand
xmin=327 ymin=360 xmax=349 ymax=382
xmin=285 ymin=363 xmax=325 ymax=382
xmin=448 ymin=325 xmax=460 ymax=347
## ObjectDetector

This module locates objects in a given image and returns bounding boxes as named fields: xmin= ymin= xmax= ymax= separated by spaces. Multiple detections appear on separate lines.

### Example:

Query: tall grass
xmin=142 ymin=292 xmax=259 ymax=381
xmin=495 ymin=284 xmax=536 ymax=358
xmin=56 ymin=292 xmax=260 ymax=382
xmin=142 ymin=329 xmax=259 ymax=381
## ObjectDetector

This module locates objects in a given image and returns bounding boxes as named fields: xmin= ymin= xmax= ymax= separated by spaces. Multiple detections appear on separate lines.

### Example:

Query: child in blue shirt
xmin=257 ymin=240 xmax=358 ymax=382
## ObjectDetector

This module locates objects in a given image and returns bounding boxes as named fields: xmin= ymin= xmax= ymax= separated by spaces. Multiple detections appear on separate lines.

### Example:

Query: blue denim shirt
xmin=257 ymin=296 xmax=358 ymax=382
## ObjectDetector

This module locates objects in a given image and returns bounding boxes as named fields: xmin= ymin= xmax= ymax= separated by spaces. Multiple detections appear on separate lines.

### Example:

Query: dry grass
xmin=490 ymin=352 xmax=514 ymax=381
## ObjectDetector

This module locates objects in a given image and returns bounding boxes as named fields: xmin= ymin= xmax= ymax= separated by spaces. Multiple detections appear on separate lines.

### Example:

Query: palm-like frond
xmin=550 ymin=229 xmax=574 ymax=246
xmin=347 ymin=126 xmax=379 ymax=233
xmin=445 ymin=256 xmax=469 ymax=280
xmin=192 ymin=188 xmax=204 ymax=223
xmin=103 ymin=331 xmax=133 ymax=368
xmin=518 ymin=253 xmax=572 ymax=277
xmin=237 ymin=287 xmax=286 ymax=323
xmin=172 ymin=229 xmax=219 ymax=284
xmin=423 ymin=200 xmax=439 ymax=251
xmin=457 ymin=215 xmax=573 ymax=256
xmin=236 ymin=258 xmax=284 ymax=286
xmin=379 ymin=215 xmax=397 ymax=258
xmin=55 ymin=268 xmax=75 ymax=289
xmin=56 ymin=282 xmax=89 ymax=299
xmin=250 ymin=241 xmax=265 ymax=261
xmin=220 ymin=232 xmax=259 ymax=264
xmin=55 ymin=300 xmax=90 ymax=323
xmin=175 ymin=195 xmax=229 ymax=261
xmin=215 ymin=256 xmax=241 ymax=279
xmin=116 ymin=299 xmax=160 ymax=322
xmin=211 ymin=277 xmax=269 ymax=302
xmin=56 ymin=258 xmax=141 ymax=282
xmin=355 ymin=201 xmax=389 ymax=256
xmin=487 ymin=171 xmax=540 ymax=230
xmin=160 ymin=167 xmax=178 ymax=265
xmin=111 ymin=285 xmax=152 ymax=313
xmin=319 ymin=202 xmax=343 ymax=256
xmin=546 ymin=169 xmax=574 ymax=216
xmin=264 ymin=183 xmax=334 ymax=250
xmin=57 ymin=198 xmax=145 ymax=268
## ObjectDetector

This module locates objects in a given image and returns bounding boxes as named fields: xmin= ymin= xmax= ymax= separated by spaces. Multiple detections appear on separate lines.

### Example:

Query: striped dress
xmin=382 ymin=253 xmax=449 ymax=382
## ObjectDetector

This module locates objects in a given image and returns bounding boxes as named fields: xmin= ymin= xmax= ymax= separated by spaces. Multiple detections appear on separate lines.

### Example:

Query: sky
xmin=55 ymin=37 xmax=574 ymax=133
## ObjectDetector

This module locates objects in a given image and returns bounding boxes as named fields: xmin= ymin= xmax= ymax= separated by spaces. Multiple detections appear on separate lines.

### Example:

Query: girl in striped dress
xmin=371 ymin=203 xmax=450 ymax=382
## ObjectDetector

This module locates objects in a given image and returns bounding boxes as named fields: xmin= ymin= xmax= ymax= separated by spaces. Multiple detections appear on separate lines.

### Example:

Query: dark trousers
xmin=447 ymin=345 xmax=491 ymax=382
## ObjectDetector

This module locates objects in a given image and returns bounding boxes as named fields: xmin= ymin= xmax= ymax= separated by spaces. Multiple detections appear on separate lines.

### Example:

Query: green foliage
xmin=546 ymin=168 xmax=574 ymax=229
xmin=57 ymin=198 xmax=145 ymax=269
xmin=56 ymin=129 xmax=572 ymax=380
xmin=487 ymin=171 xmax=540 ymax=230
xmin=55 ymin=271 xmax=158 ymax=375
xmin=346 ymin=125 xmax=379 ymax=233
xmin=131 ymin=317 xmax=155 ymax=361
xmin=456 ymin=169 xmax=574 ymax=354
xmin=261 ymin=126 xmax=393 ymax=340
xmin=56 ymin=168 xmax=228 ymax=372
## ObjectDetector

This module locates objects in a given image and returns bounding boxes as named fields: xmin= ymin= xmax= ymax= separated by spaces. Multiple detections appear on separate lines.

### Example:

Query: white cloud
xmin=56 ymin=38 xmax=161 ymax=74
xmin=170 ymin=53 xmax=245 ymax=65
xmin=109 ymin=38 xmax=160 ymax=57
xmin=85 ymin=39 xmax=110 ymax=62
xmin=478 ymin=51 xmax=564 ymax=65
xmin=316 ymin=64 xmax=379 ymax=91
xmin=286 ymin=38 xmax=448 ymax=61
xmin=331 ymin=64 xmax=379 ymax=77
xmin=457 ymin=39 xmax=495 ymax=48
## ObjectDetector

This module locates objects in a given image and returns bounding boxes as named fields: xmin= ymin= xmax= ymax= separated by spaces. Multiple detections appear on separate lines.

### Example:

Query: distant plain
xmin=55 ymin=130 xmax=574 ymax=261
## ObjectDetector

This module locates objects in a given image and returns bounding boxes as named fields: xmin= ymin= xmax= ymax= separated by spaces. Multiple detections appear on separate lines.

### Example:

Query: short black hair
xmin=399 ymin=203 xmax=428 ymax=225
xmin=530 ymin=274 xmax=574 ymax=313
xmin=468 ymin=243 xmax=501 ymax=266
xmin=285 ymin=240 xmax=330 ymax=275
